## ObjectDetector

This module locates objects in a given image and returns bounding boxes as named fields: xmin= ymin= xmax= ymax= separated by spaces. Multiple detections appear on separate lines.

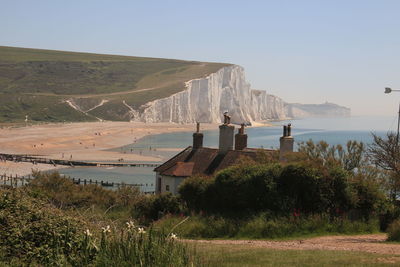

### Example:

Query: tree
xmin=297 ymin=140 xmax=365 ymax=172
xmin=367 ymin=132 xmax=400 ymax=200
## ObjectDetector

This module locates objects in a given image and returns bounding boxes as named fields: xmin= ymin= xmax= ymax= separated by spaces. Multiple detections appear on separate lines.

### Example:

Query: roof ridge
xmin=154 ymin=146 xmax=192 ymax=172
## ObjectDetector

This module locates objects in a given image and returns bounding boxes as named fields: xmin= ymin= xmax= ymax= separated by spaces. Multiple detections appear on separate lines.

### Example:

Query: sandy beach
xmin=0 ymin=121 xmax=220 ymax=176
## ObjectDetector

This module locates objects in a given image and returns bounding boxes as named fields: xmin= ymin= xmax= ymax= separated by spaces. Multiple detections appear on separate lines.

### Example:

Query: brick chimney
xmin=192 ymin=122 xmax=203 ymax=149
xmin=235 ymin=124 xmax=247 ymax=150
xmin=279 ymin=123 xmax=294 ymax=161
xmin=219 ymin=112 xmax=234 ymax=154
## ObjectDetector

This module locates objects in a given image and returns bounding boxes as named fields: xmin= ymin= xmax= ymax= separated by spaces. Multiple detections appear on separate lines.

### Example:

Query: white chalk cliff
xmin=130 ymin=65 xmax=350 ymax=124
xmin=135 ymin=65 xmax=283 ymax=124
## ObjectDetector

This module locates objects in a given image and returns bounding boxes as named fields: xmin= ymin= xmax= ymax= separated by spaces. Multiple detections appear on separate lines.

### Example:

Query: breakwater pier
xmin=0 ymin=153 xmax=160 ymax=168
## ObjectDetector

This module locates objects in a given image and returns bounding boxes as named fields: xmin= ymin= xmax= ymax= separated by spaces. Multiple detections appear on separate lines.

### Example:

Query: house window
xmin=166 ymin=185 xmax=170 ymax=191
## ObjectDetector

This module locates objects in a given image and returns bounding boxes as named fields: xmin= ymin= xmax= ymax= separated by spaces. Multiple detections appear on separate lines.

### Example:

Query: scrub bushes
xmin=387 ymin=219 xmax=400 ymax=242
xmin=178 ymin=162 xmax=381 ymax=218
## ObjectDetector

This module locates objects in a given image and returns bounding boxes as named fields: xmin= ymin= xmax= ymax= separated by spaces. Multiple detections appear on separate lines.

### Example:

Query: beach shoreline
xmin=0 ymin=121 xmax=273 ymax=176
xmin=0 ymin=121 xmax=229 ymax=176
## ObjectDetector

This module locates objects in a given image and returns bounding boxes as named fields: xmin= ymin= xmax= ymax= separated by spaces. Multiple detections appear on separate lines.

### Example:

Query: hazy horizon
xmin=2 ymin=0 xmax=400 ymax=116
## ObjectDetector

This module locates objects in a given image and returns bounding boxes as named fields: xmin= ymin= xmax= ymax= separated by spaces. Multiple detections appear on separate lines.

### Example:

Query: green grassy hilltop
xmin=0 ymin=46 xmax=230 ymax=123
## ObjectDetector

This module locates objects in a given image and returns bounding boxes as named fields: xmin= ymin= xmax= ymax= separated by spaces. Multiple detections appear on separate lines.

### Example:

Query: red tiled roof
xmin=155 ymin=146 xmax=274 ymax=177
xmin=162 ymin=162 xmax=195 ymax=177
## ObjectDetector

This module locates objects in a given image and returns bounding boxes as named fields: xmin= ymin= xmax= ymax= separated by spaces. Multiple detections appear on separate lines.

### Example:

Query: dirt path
xmin=21 ymin=84 xmax=166 ymax=98
xmin=187 ymin=234 xmax=400 ymax=255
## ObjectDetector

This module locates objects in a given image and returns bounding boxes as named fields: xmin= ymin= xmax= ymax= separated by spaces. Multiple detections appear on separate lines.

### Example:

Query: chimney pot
xmin=219 ymin=114 xmax=234 ymax=153
xmin=279 ymin=124 xmax=294 ymax=161
xmin=193 ymin=122 xmax=203 ymax=149
xmin=235 ymin=123 xmax=247 ymax=150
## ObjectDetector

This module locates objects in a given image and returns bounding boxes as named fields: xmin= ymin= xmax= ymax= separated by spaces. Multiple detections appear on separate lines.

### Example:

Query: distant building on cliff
xmin=154 ymin=115 xmax=294 ymax=195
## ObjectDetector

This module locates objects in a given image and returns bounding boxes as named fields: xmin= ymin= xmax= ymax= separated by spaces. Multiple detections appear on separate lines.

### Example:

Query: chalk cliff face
xmin=130 ymin=65 xmax=350 ymax=124
xmin=136 ymin=65 xmax=289 ymax=124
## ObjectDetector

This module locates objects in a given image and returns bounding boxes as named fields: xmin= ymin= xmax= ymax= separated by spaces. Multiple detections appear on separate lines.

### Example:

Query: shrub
xmin=351 ymin=176 xmax=386 ymax=221
xmin=387 ymin=219 xmax=400 ymax=241
xmin=178 ymin=175 xmax=215 ymax=212
xmin=132 ymin=193 xmax=181 ymax=223
xmin=212 ymin=163 xmax=282 ymax=213
xmin=0 ymin=187 xmax=201 ymax=266
xmin=0 ymin=188 xmax=85 ymax=265
xmin=379 ymin=204 xmax=400 ymax=231
xmin=28 ymin=171 xmax=116 ymax=208
xmin=179 ymin=162 xmax=367 ymax=217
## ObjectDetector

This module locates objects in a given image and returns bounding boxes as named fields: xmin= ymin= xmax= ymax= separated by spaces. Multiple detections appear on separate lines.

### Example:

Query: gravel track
xmin=187 ymin=234 xmax=400 ymax=255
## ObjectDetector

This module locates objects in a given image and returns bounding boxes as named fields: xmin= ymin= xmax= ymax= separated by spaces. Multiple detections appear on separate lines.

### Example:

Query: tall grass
xmin=154 ymin=213 xmax=379 ymax=239
xmin=91 ymin=226 xmax=199 ymax=266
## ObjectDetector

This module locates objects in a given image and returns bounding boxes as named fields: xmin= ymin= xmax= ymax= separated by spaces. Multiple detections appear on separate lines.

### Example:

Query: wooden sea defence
xmin=0 ymin=153 xmax=160 ymax=168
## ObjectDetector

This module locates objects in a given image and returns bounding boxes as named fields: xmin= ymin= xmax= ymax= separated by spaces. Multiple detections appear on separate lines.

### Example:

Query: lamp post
xmin=385 ymin=87 xmax=400 ymax=144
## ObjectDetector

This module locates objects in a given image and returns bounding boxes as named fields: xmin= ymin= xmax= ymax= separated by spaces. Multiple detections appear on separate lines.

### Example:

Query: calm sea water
xmin=124 ymin=116 xmax=396 ymax=152
xmin=58 ymin=166 xmax=155 ymax=192
xmin=58 ymin=116 xmax=398 ymax=191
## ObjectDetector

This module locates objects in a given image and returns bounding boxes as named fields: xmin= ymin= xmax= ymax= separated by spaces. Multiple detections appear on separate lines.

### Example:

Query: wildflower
xmin=293 ymin=208 xmax=300 ymax=218
xmin=169 ymin=233 xmax=178 ymax=240
xmin=102 ymin=225 xmax=111 ymax=234
xmin=84 ymin=229 xmax=92 ymax=237
xmin=138 ymin=227 xmax=146 ymax=234
xmin=126 ymin=220 xmax=135 ymax=230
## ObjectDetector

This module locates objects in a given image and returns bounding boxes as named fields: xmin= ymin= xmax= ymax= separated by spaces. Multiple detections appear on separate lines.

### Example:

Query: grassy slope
xmin=0 ymin=46 xmax=230 ymax=122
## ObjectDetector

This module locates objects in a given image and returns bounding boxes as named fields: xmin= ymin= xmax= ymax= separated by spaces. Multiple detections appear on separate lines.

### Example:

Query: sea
xmin=57 ymin=116 xmax=398 ymax=192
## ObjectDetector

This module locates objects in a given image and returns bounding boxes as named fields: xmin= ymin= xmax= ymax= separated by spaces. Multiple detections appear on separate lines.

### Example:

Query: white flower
xmin=126 ymin=220 xmax=135 ymax=230
xmin=102 ymin=225 xmax=111 ymax=234
xmin=138 ymin=227 xmax=146 ymax=234
xmin=84 ymin=229 xmax=92 ymax=237
xmin=169 ymin=233 xmax=178 ymax=240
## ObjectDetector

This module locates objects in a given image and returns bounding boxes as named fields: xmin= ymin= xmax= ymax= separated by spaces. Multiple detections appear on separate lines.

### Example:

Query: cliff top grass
xmin=0 ymin=46 xmax=231 ymax=122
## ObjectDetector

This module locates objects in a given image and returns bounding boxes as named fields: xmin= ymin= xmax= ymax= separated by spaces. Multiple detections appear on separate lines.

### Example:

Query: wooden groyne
xmin=0 ymin=153 xmax=160 ymax=168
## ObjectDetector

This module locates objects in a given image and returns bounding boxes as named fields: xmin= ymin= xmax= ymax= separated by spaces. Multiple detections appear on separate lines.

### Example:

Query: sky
xmin=1 ymin=0 xmax=400 ymax=116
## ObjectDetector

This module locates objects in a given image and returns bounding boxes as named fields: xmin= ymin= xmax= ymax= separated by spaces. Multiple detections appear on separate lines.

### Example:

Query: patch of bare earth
xmin=186 ymin=234 xmax=400 ymax=255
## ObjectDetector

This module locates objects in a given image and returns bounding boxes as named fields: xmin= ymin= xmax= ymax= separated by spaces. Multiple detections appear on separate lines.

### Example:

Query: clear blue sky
xmin=1 ymin=0 xmax=400 ymax=116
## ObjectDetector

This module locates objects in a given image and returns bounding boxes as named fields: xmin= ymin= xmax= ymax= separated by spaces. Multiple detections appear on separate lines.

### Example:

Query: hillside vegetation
xmin=0 ymin=46 xmax=230 ymax=123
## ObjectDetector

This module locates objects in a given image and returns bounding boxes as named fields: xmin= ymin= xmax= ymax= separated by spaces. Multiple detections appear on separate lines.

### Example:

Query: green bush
xmin=28 ymin=172 xmax=117 ymax=208
xmin=133 ymin=193 xmax=181 ymax=223
xmin=387 ymin=219 xmax=400 ymax=241
xmin=379 ymin=204 xmax=400 ymax=231
xmin=351 ymin=176 xmax=387 ymax=221
xmin=178 ymin=175 xmax=215 ymax=212
xmin=212 ymin=163 xmax=282 ymax=213
xmin=179 ymin=161 xmax=384 ymax=220
xmin=0 ymin=188 xmax=85 ymax=265
xmin=0 ymin=186 xmax=201 ymax=266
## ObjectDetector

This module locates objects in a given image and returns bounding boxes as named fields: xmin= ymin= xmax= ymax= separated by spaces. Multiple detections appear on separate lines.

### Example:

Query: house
xmin=154 ymin=116 xmax=294 ymax=195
